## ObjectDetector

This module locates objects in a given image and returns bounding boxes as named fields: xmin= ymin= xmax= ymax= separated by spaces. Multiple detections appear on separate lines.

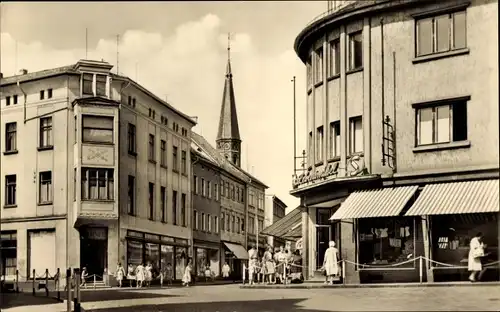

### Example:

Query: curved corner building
xmin=287 ymin=0 xmax=498 ymax=283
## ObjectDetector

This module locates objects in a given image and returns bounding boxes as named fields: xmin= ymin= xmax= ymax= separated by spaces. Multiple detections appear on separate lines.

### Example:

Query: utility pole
xmin=292 ymin=76 xmax=297 ymax=174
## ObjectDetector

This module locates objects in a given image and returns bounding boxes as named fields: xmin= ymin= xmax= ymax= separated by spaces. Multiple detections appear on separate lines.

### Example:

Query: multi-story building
xmin=262 ymin=194 xmax=288 ymax=248
xmin=0 ymin=60 xmax=196 ymax=282
xmin=191 ymin=143 xmax=221 ymax=278
xmin=290 ymin=0 xmax=498 ymax=284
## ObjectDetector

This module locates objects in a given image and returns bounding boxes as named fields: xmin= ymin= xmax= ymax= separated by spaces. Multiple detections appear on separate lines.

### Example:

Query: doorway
xmin=315 ymin=208 xmax=337 ymax=269
xmin=80 ymin=227 xmax=108 ymax=281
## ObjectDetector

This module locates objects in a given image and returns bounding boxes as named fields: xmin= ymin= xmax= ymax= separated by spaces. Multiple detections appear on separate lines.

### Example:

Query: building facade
xmin=0 ymin=60 xmax=196 ymax=282
xmin=291 ymin=0 xmax=498 ymax=283
xmin=263 ymin=195 xmax=288 ymax=248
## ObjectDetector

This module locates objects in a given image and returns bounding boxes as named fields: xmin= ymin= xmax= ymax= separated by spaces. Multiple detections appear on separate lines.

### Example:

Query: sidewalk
xmin=240 ymin=281 xmax=500 ymax=289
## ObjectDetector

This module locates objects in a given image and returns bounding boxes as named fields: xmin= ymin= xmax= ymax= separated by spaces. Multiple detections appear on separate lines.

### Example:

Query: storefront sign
xmin=292 ymin=156 xmax=367 ymax=188
xmin=145 ymin=233 xmax=160 ymax=241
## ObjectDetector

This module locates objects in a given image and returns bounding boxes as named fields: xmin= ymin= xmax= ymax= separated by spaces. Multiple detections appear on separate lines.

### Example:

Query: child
xmin=80 ymin=267 xmax=88 ymax=288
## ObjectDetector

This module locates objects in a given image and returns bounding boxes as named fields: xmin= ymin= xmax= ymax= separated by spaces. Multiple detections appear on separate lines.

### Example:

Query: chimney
xmin=19 ymin=69 xmax=28 ymax=75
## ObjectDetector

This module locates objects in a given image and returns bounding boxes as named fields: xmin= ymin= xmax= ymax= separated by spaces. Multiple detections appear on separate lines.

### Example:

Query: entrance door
xmin=80 ymin=227 xmax=108 ymax=281
xmin=316 ymin=225 xmax=332 ymax=268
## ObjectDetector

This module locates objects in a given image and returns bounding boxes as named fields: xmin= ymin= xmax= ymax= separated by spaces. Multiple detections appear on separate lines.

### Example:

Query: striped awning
xmin=261 ymin=207 xmax=302 ymax=239
xmin=405 ymin=180 xmax=499 ymax=216
xmin=330 ymin=186 xmax=419 ymax=220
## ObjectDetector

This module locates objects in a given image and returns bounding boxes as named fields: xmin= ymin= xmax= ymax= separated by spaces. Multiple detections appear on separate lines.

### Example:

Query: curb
xmin=239 ymin=282 xmax=500 ymax=289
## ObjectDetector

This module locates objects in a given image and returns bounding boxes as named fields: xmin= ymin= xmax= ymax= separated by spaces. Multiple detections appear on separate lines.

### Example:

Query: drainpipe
xmin=191 ymin=153 xmax=200 ymax=264
xmin=17 ymin=80 xmax=27 ymax=124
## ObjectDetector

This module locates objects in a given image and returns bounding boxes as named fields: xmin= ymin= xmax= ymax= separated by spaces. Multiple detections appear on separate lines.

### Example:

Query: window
xmin=236 ymin=217 xmax=240 ymax=234
xmin=5 ymin=122 xmax=17 ymax=152
xmin=416 ymin=100 xmax=467 ymax=146
xmin=306 ymin=56 xmax=312 ymax=87
xmin=241 ymin=219 xmax=245 ymax=233
xmin=6 ymin=96 xmax=11 ymax=106
xmin=328 ymin=121 xmax=341 ymax=158
xmin=214 ymin=216 xmax=219 ymax=233
xmin=232 ymin=216 xmax=235 ymax=232
xmin=348 ymin=31 xmax=363 ymax=70
xmin=225 ymin=182 xmax=229 ymax=198
xmin=159 ymin=140 xmax=166 ymax=166
xmin=82 ymin=115 xmax=114 ymax=143
xmin=127 ymin=175 xmax=135 ymax=215
xmin=5 ymin=175 xmax=16 ymax=206
xmin=1 ymin=232 xmax=17 ymax=277
xmin=314 ymin=47 xmax=323 ymax=83
xmin=249 ymin=190 xmax=254 ymax=207
xmin=39 ymin=117 xmax=53 ymax=148
xmin=221 ymin=212 xmax=225 ymax=231
xmin=132 ymin=98 xmax=136 ymax=107
xmin=82 ymin=73 xmax=93 ymax=95
xmin=207 ymin=181 xmax=212 ymax=199
xmin=161 ymin=186 xmax=166 ymax=223
xmin=208 ymin=214 xmax=212 ymax=232
xmin=39 ymin=171 xmax=52 ymax=204
xmin=96 ymin=75 xmax=107 ymax=96
xmin=148 ymin=183 xmax=155 ymax=220
xmin=201 ymin=179 xmax=206 ymax=197
xmin=231 ymin=185 xmax=235 ymax=200
xmin=202 ymin=213 xmax=206 ymax=231
xmin=316 ymin=126 xmax=324 ymax=162
xmin=172 ymin=146 xmax=178 ymax=171
xmin=181 ymin=193 xmax=186 ymax=227
xmin=47 ymin=89 xmax=53 ymax=99
xmin=81 ymin=168 xmax=114 ymax=200
xmin=172 ymin=190 xmax=178 ymax=225
xmin=148 ymin=134 xmax=155 ymax=162
xmin=128 ymin=96 xmax=132 ymax=106
xmin=328 ymin=39 xmax=340 ymax=77
xmin=128 ymin=124 xmax=136 ymax=154
xmin=194 ymin=176 xmax=198 ymax=194
xmin=416 ymin=11 xmax=466 ymax=57
xmin=358 ymin=217 xmax=415 ymax=267
xmin=13 ymin=95 xmax=18 ymax=105
xmin=220 ymin=182 xmax=224 ymax=197
xmin=40 ymin=90 xmax=45 ymax=100
xmin=349 ymin=117 xmax=363 ymax=154
xmin=194 ymin=210 xmax=198 ymax=230
xmin=181 ymin=150 xmax=187 ymax=174
xmin=258 ymin=220 xmax=264 ymax=232
xmin=236 ymin=188 xmax=239 ymax=202
xmin=215 ymin=183 xmax=219 ymax=200
xmin=308 ymin=132 xmax=313 ymax=163
xmin=249 ymin=217 xmax=255 ymax=234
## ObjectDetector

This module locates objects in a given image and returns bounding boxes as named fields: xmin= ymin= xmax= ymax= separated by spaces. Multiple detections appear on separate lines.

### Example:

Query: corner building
xmin=1 ymin=60 xmax=195 ymax=282
xmin=291 ymin=0 xmax=499 ymax=284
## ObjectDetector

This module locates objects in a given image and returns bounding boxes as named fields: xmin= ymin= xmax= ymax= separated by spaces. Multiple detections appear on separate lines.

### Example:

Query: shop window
xmin=127 ymin=240 xmax=143 ymax=267
xmin=175 ymin=247 xmax=187 ymax=280
xmin=161 ymin=245 xmax=174 ymax=276
xmin=349 ymin=116 xmax=363 ymax=154
xmin=348 ymin=31 xmax=363 ymax=70
xmin=145 ymin=243 xmax=160 ymax=272
xmin=1 ymin=231 xmax=17 ymax=278
xmin=196 ymin=248 xmax=208 ymax=277
xmin=358 ymin=217 xmax=415 ymax=267
xmin=416 ymin=100 xmax=468 ymax=146
xmin=416 ymin=11 xmax=467 ymax=57
xmin=82 ymin=115 xmax=114 ymax=144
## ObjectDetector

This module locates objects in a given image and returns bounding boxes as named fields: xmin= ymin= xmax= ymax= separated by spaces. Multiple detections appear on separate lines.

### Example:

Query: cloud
xmin=1 ymin=14 xmax=307 ymax=211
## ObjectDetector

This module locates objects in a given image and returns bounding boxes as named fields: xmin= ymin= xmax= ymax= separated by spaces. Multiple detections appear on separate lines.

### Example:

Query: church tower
xmin=216 ymin=34 xmax=241 ymax=167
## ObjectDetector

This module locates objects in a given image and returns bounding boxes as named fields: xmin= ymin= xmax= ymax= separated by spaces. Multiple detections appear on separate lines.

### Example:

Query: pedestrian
xmin=263 ymin=246 xmax=275 ymax=285
xmin=221 ymin=262 xmax=231 ymax=280
xmin=182 ymin=258 xmax=193 ymax=287
xmin=80 ymin=267 xmax=88 ymax=288
xmin=247 ymin=244 xmax=258 ymax=285
xmin=322 ymin=241 xmax=339 ymax=285
xmin=165 ymin=263 xmax=173 ymax=286
xmin=127 ymin=264 xmax=135 ymax=288
xmin=136 ymin=263 xmax=145 ymax=288
xmin=468 ymin=232 xmax=487 ymax=282
xmin=204 ymin=264 xmax=212 ymax=282
xmin=145 ymin=263 xmax=153 ymax=287
xmin=115 ymin=263 xmax=125 ymax=288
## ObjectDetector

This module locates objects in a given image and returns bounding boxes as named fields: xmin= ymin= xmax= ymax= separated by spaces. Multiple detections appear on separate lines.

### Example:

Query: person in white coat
xmin=322 ymin=241 xmax=339 ymax=285
xmin=468 ymin=233 xmax=486 ymax=282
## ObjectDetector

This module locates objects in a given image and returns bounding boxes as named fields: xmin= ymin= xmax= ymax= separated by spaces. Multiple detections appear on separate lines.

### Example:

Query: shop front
xmin=404 ymin=179 xmax=500 ymax=282
xmin=194 ymin=240 xmax=220 ymax=279
xmin=126 ymin=230 xmax=189 ymax=280
xmin=221 ymin=241 xmax=248 ymax=280
xmin=80 ymin=227 xmax=108 ymax=281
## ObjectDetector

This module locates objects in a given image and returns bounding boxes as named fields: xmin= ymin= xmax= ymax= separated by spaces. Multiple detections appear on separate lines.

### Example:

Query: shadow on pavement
xmin=0 ymin=292 xmax=60 ymax=309
xmin=52 ymin=289 xmax=181 ymax=303
xmin=84 ymin=298 xmax=323 ymax=312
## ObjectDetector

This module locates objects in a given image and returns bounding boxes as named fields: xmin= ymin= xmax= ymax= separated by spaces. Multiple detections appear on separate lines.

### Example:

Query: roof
xmin=261 ymin=206 xmax=302 ymax=240
xmin=216 ymin=52 xmax=241 ymax=141
xmin=191 ymin=132 xmax=268 ymax=188
xmin=0 ymin=60 xmax=196 ymax=126
xmin=191 ymin=140 xmax=219 ymax=168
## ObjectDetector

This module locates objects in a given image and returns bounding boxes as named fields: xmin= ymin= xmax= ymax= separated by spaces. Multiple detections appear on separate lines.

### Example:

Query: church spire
xmin=216 ymin=32 xmax=241 ymax=167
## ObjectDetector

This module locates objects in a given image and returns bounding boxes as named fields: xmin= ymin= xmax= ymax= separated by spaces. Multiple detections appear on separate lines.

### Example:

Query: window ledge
xmin=315 ymin=161 xmax=324 ymax=167
xmin=82 ymin=141 xmax=114 ymax=146
xmin=160 ymin=164 xmax=168 ymax=170
xmin=128 ymin=213 xmax=136 ymax=217
xmin=37 ymin=146 xmax=54 ymax=152
xmin=37 ymin=202 xmax=53 ymax=206
xmin=326 ymin=74 xmax=340 ymax=82
xmin=182 ymin=173 xmax=188 ymax=177
xmin=347 ymin=67 xmax=363 ymax=75
xmin=327 ymin=156 xmax=341 ymax=163
xmin=3 ymin=150 xmax=18 ymax=155
xmin=82 ymin=199 xmax=115 ymax=203
xmin=413 ymin=48 xmax=470 ymax=64
xmin=3 ymin=204 xmax=17 ymax=209
xmin=307 ymin=88 xmax=313 ymax=95
xmin=348 ymin=152 xmax=365 ymax=158
xmin=413 ymin=140 xmax=471 ymax=153
xmin=172 ymin=169 xmax=179 ymax=174
xmin=314 ymin=81 xmax=324 ymax=88
xmin=128 ymin=151 xmax=137 ymax=157
xmin=148 ymin=159 xmax=157 ymax=165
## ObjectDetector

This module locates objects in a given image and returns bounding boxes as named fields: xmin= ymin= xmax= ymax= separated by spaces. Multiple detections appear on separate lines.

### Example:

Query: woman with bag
xmin=468 ymin=233 xmax=487 ymax=282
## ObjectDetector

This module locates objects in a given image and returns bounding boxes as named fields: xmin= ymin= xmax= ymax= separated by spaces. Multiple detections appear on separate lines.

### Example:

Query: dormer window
xmin=96 ymin=75 xmax=107 ymax=96
xmin=82 ymin=74 xmax=93 ymax=95
xmin=81 ymin=73 xmax=109 ymax=98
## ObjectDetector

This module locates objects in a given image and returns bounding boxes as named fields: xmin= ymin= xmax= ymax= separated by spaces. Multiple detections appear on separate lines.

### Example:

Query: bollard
xmin=15 ymin=270 xmax=19 ymax=293
xmin=45 ymin=269 xmax=49 ymax=296
xmin=74 ymin=268 xmax=81 ymax=312
xmin=32 ymin=269 xmax=36 ymax=296
xmin=342 ymin=260 xmax=346 ymax=285
xmin=419 ymin=256 xmax=423 ymax=284
xmin=56 ymin=268 xmax=60 ymax=301
xmin=94 ymin=274 xmax=96 ymax=289
xmin=242 ymin=263 xmax=246 ymax=285
xmin=66 ymin=268 xmax=72 ymax=312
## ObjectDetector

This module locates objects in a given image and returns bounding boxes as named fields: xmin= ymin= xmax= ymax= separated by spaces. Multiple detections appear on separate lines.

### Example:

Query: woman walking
xmin=221 ymin=262 xmax=231 ymax=280
xmin=468 ymin=233 xmax=486 ymax=282
xmin=322 ymin=241 xmax=339 ymax=285
xmin=145 ymin=263 xmax=153 ymax=287
xmin=263 ymin=246 xmax=275 ymax=284
xmin=115 ymin=263 xmax=125 ymax=288
xmin=182 ymin=258 xmax=193 ymax=287
xmin=127 ymin=264 xmax=135 ymax=288
xmin=135 ymin=263 xmax=145 ymax=288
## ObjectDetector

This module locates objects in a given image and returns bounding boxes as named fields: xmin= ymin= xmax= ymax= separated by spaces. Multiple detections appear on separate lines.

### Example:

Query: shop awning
xmin=330 ymin=186 xmax=419 ymax=220
xmin=260 ymin=206 xmax=302 ymax=239
xmin=405 ymin=180 xmax=499 ymax=216
xmin=222 ymin=242 xmax=248 ymax=260
xmin=283 ymin=222 xmax=302 ymax=241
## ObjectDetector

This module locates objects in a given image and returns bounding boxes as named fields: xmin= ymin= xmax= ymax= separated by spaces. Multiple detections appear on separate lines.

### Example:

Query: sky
xmin=0 ymin=1 xmax=327 ymax=212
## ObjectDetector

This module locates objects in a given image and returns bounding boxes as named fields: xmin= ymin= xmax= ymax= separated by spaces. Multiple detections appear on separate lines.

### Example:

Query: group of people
xmin=247 ymin=243 xmax=302 ymax=285
xmin=113 ymin=262 xmax=175 ymax=288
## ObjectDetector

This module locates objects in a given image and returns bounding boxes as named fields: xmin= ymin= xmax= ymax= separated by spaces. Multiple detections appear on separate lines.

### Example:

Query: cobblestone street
xmin=5 ymin=284 xmax=498 ymax=312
